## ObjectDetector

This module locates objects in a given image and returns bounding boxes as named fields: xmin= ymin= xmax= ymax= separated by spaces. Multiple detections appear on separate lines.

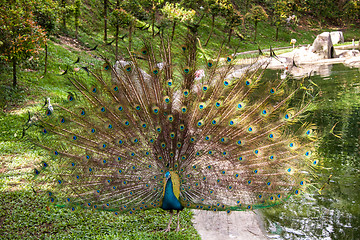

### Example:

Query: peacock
xmin=26 ymin=34 xmax=319 ymax=232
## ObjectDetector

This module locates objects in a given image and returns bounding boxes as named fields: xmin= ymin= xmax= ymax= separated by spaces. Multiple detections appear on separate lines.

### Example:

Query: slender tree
xmin=161 ymin=2 xmax=195 ymax=41
xmin=74 ymin=0 xmax=81 ymax=39
xmin=272 ymin=0 xmax=291 ymax=41
xmin=104 ymin=0 xmax=108 ymax=42
xmin=110 ymin=7 xmax=132 ymax=55
xmin=61 ymin=0 xmax=67 ymax=29
xmin=245 ymin=5 xmax=268 ymax=42
xmin=32 ymin=0 xmax=58 ymax=74
xmin=0 ymin=3 xmax=46 ymax=88
xmin=204 ymin=0 xmax=232 ymax=46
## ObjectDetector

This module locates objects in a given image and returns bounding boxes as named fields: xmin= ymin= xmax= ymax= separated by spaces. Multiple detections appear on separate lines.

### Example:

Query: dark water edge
xmin=262 ymin=64 xmax=360 ymax=240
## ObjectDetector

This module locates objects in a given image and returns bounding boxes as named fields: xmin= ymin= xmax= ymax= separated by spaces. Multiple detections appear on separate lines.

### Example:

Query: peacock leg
xmin=163 ymin=210 xmax=174 ymax=232
xmin=175 ymin=210 xmax=181 ymax=232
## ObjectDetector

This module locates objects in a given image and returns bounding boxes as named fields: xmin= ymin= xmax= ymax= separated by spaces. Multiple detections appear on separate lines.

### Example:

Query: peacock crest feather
xmin=26 ymin=36 xmax=320 ymax=231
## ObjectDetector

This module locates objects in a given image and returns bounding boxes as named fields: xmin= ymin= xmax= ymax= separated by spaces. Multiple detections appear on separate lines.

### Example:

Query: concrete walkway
xmin=192 ymin=210 xmax=268 ymax=240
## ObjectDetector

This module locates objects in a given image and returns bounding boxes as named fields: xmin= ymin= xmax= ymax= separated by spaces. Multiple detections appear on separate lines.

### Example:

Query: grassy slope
xmin=1 ymin=2 xmax=360 ymax=238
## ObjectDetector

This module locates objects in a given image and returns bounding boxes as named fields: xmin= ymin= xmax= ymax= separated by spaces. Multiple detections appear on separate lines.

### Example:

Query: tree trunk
xmin=254 ymin=21 xmax=258 ymax=42
xmin=115 ymin=24 xmax=119 ymax=59
xmin=12 ymin=58 xmax=17 ymax=88
xmin=62 ymin=0 xmax=66 ymax=30
xmin=128 ymin=20 xmax=133 ymax=51
xmin=204 ymin=14 xmax=215 ymax=46
xmin=227 ymin=27 xmax=233 ymax=45
xmin=275 ymin=26 xmax=279 ymax=41
xmin=44 ymin=43 xmax=48 ymax=74
xmin=152 ymin=2 xmax=155 ymax=37
xmin=115 ymin=0 xmax=120 ymax=58
xmin=104 ymin=0 xmax=107 ymax=42
xmin=171 ymin=21 xmax=177 ymax=41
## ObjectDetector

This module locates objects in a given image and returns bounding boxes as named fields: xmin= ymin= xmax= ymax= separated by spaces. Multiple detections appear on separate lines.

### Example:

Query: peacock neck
xmin=161 ymin=176 xmax=183 ymax=211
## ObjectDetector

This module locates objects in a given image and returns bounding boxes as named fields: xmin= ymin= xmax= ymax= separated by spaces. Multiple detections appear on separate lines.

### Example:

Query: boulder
xmin=312 ymin=32 xmax=335 ymax=59
xmin=293 ymin=46 xmax=323 ymax=63
xmin=330 ymin=31 xmax=344 ymax=45
xmin=338 ymin=50 xmax=360 ymax=58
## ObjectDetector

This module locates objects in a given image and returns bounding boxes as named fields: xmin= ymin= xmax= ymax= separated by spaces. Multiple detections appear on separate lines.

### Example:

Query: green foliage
xmin=245 ymin=5 xmax=268 ymax=41
xmin=110 ymin=8 xmax=133 ymax=29
xmin=272 ymin=0 xmax=292 ymax=26
xmin=31 ymin=0 xmax=59 ymax=36
xmin=120 ymin=0 xmax=149 ymax=22
xmin=74 ymin=0 xmax=81 ymax=32
xmin=344 ymin=0 xmax=360 ymax=23
xmin=207 ymin=0 xmax=233 ymax=17
xmin=161 ymin=2 xmax=196 ymax=23
xmin=292 ymin=0 xmax=360 ymax=25
xmin=0 ymin=3 xmax=47 ymax=62
xmin=0 ymin=0 xmax=47 ymax=87
xmin=245 ymin=5 xmax=268 ymax=24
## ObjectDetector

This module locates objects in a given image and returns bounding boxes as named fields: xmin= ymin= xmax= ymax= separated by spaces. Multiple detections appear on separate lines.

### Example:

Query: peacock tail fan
xmin=26 ymin=37 xmax=320 ymax=215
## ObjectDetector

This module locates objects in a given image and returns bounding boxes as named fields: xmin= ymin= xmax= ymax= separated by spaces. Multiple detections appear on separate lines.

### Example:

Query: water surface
xmin=262 ymin=64 xmax=360 ymax=240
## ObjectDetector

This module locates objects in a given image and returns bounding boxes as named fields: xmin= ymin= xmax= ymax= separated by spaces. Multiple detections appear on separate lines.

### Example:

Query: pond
xmin=262 ymin=64 xmax=360 ymax=239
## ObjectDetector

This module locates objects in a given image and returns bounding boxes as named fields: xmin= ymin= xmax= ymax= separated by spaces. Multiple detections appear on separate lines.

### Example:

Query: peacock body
xmin=28 ymin=36 xmax=319 ymax=231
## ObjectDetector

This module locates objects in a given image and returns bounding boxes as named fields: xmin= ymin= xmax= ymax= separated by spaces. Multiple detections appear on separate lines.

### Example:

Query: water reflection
xmin=262 ymin=64 xmax=360 ymax=240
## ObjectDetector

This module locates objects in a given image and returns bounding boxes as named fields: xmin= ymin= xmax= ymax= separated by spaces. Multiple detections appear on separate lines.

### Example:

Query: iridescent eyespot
xmin=103 ymin=63 xmax=110 ymax=70
xmin=163 ymin=96 xmax=170 ymax=103
xmin=152 ymin=106 xmax=159 ymax=114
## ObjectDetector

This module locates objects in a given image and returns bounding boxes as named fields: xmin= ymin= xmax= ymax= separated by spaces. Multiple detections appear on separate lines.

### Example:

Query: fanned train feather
xmin=27 ymin=37 xmax=319 ymax=227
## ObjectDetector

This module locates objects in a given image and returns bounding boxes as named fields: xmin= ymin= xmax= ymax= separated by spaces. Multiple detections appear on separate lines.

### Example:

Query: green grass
xmin=0 ymin=191 xmax=199 ymax=239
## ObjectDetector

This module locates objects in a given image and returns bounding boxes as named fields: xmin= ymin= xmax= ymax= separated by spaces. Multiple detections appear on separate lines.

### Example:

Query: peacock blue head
xmin=165 ymin=171 xmax=171 ymax=180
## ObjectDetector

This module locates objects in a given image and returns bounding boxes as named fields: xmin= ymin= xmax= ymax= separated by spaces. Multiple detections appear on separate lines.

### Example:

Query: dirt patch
xmin=56 ymin=35 xmax=87 ymax=52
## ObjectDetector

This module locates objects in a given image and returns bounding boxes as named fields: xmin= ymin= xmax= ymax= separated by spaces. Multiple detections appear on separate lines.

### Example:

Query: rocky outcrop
xmin=338 ymin=50 xmax=360 ymax=58
xmin=330 ymin=31 xmax=344 ymax=45
xmin=311 ymin=32 xmax=335 ymax=59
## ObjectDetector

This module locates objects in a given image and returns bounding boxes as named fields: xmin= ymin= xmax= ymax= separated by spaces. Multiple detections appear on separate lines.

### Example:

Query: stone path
xmin=192 ymin=210 xmax=268 ymax=240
